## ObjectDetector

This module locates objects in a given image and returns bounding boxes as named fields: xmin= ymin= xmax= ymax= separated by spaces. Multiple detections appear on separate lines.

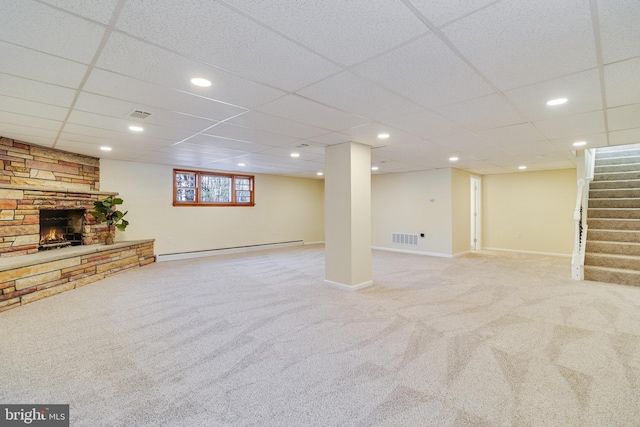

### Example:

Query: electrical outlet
xmin=167 ymin=237 xmax=173 ymax=244
xmin=516 ymin=233 xmax=522 ymax=238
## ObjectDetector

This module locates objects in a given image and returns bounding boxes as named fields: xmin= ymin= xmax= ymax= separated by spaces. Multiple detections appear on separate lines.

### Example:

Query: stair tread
xmin=584 ymin=265 xmax=640 ymax=274
xmin=585 ymin=252 xmax=640 ymax=260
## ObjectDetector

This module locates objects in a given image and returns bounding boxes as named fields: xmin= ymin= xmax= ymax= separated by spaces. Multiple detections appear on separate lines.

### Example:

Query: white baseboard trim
xmin=304 ymin=241 xmax=325 ymax=246
xmin=481 ymin=247 xmax=571 ymax=258
xmin=372 ymin=246 xmax=454 ymax=258
xmin=156 ymin=240 xmax=304 ymax=262
xmin=324 ymin=279 xmax=374 ymax=291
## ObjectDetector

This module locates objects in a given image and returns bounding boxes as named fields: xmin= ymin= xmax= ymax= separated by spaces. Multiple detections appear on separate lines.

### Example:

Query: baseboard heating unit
xmin=156 ymin=240 xmax=304 ymax=262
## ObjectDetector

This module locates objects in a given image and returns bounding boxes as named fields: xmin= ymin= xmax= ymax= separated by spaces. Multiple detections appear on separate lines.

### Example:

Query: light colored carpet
xmin=1 ymin=245 xmax=640 ymax=426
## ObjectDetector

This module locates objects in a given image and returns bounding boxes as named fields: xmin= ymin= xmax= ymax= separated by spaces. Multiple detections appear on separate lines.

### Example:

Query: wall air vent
xmin=392 ymin=233 xmax=418 ymax=246
xmin=128 ymin=109 xmax=152 ymax=119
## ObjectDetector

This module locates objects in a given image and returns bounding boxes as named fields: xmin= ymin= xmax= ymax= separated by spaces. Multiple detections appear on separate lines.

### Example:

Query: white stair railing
xmin=571 ymin=148 xmax=596 ymax=280
xmin=572 ymin=179 xmax=586 ymax=280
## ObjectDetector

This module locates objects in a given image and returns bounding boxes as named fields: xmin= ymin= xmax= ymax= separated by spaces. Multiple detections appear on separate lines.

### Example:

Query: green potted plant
xmin=91 ymin=195 xmax=129 ymax=245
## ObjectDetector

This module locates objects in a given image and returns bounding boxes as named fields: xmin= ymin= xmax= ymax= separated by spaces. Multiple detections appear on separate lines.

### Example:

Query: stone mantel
xmin=0 ymin=183 xmax=118 ymax=196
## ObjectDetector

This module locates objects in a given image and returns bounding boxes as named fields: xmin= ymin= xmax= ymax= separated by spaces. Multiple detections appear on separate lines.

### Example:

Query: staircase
xmin=584 ymin=144 xmax=640 ymax=286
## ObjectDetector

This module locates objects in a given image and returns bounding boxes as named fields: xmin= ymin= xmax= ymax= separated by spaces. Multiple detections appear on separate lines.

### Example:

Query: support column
xmin=324 ymin=142 xmax=372 ymax=290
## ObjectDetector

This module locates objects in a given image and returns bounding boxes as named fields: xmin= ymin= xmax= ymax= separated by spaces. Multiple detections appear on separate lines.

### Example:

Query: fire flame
xmin=40 ymin=227 xmax=65 ymax=245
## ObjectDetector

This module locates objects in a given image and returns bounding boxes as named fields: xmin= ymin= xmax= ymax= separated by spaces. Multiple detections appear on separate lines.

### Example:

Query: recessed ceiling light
xmin=546 ymin=98 xmax=567 ymax=106
xmin=238 ymin=163 xmax=246 ymax=166
xmin=518 ymin=165 xmax=527 ymax=170
xmin=317 ymin=172 xmax=324 ymax=176
xmin=290 ymin=152 xmax=300 ymax=158
xmin=100 ymin=146 xmax=112 ymax=151
xmin=128 ymin=125 xmax=144 ymax=132
xmin=573 ymin=141 xmax=587 ymax=147
xmin=377 ymin=133 xmax=390 ymax=139
xmin=449 ymin=156 xmax=459 ymax=162
xmin=371 ymin=166 xmax=379 ymax=171
xmin=191 ymin=77 xmax=211 ymax=87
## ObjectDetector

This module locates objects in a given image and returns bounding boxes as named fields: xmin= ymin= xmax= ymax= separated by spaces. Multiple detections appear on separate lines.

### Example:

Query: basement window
xmin=173 ymin=169 xmax=254 ymax=206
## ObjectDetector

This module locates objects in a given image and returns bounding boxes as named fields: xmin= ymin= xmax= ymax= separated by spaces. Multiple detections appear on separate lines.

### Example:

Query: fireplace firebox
xmin=39 ymin=210 xmax=85 ymax=251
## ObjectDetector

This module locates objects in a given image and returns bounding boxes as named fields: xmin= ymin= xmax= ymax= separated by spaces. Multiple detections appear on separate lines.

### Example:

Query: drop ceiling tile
xmin=548 ymin=133 xmax=608 ymax=151
xmin=39 ymin=0 xmax=121 ymax=24
xmin=203 ymin=123 xmax=299 ymax=147
xmin=534 ymin=110 xmax=605 ymax=140
xmin=341 ymin=123 xmax=421 ymax=147
xmin=225 ymin=111 xmax=328 ymax=140
xmin=257 ymin=94 xmax=369 ymax=132
xmin=55 ymin=140 xmax=149 ymax=160
xmin=297 ymin=71 xmax=423 ymax=121
xmin=607 ymin=104 xmax=640 ymax=131
xmin=492 ymin=140 xmax=559 ymax=158
xmin=1 ymin=1 xmax=105 ymax=64
xmin=0 ymin=42 xmax=87 ymax=88
xmin=116 ymin=0 xmax=340 ymax=91
xmin=175 ymin=136 xmax=263 ymax=154
xmin=381 ymin=109 xmax=459 ymax=139
xmin=605 ymin=57 xmax=640 ymax=108
xmin=372 ymin=139 xmax=452 ymax=162
xmin=408 ymin=0 xmax=498 ymax=27
xmin=83 ymin=69 xmax=247 ymax=121
xmin=599 ymin=0 xmax=640 ymax=64
xmin=306 ymin=132 xmax=351 ymax=145
xmin=0 ymin=95 xmax=68 ymax=121
xmin=466 ymin=166 xmax=510 ymax=175
xmin=429 ymin=132 xmax=515 ymax=161
xmin=475 ymin=123 xmax=546 ymax=146
xmin=58 ymin=131 xmax=174 ymax=149
xmin=370 ymin=161 xmax=427 ymax=173
xmin=259 ymin=146 xmax=323 ymax=163
xmin=0 ymin=129 xmax=57 ymax=145
xmin=433 ymin=94 xmax=523 ymax=131
xmin=171 ymin=144 xmax=250 ymax=160
xmin=224 ymin=0 xmax=427 ymax=66
xmin=0 ymin=74 xmax=76 ymax=107
xmin=0 ymin=111 xmax=61 ymax=131
xmin=96 ymin=32 xmax=285 ymax=109
xmin=442 ymin=0 xmax=596 ymax=90
xmin=61 ymin=124 xmax=178 ymax=148
xmin=504 ymin=69 xmax=603 ymax=121
xmin=67 ymin=110 xmax=195 ymax=141
xmin=609 ymin=128 xmax=640 ymax=146
xmin=354 ymin=33 xmax=493 ymax=108
xmin=74 ymin=92 xmax=218 ymax=132
xmin=535 ymin=160 xmax=577 ymax=170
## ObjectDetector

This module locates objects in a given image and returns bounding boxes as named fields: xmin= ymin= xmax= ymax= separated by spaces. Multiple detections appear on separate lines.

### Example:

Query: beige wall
xmin=100 ymin=160 xmax=325 ymax=255
xmin=452 ymin=168 xmax=472 ymax=255
xmin=482 ymin=168 xmax=576 ymax=255
xmin=372 ymin=169 xmax=453 ymax=256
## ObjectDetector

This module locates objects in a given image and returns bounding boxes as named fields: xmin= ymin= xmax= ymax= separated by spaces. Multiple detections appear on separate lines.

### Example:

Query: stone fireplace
xmin=0 ymin=137 xmax=155 ymax=313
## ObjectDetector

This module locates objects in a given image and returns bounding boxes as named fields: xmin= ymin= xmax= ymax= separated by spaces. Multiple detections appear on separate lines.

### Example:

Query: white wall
xmin=482 ymin=168 xmax=576 ymax=255
xmin=372 ymin=169 xmax=453 ymax=256
xmin=100 ymin=160 xmax=325 ymax=255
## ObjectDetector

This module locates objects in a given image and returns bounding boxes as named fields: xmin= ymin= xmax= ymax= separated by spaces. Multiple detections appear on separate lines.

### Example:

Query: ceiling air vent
xmin=128 ymin=109 xmax=152 ymax=120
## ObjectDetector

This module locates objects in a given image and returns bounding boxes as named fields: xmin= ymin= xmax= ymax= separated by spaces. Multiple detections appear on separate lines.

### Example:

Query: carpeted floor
xmin=1 ymin=245 xmax=640 ymax=426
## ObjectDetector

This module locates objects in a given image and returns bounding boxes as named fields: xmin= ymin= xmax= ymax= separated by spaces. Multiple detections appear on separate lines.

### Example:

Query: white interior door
xmin=470 ymin=176 xmax=481 ymax=250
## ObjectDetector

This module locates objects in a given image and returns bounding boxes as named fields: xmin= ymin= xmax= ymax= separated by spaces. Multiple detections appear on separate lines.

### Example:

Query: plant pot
xmin=105 ymin=233 xmax=115 ymax=245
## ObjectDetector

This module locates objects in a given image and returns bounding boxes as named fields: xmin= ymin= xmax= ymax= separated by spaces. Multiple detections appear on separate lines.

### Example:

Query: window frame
xmin=173 ymin=168 xmax=255 ymax=207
